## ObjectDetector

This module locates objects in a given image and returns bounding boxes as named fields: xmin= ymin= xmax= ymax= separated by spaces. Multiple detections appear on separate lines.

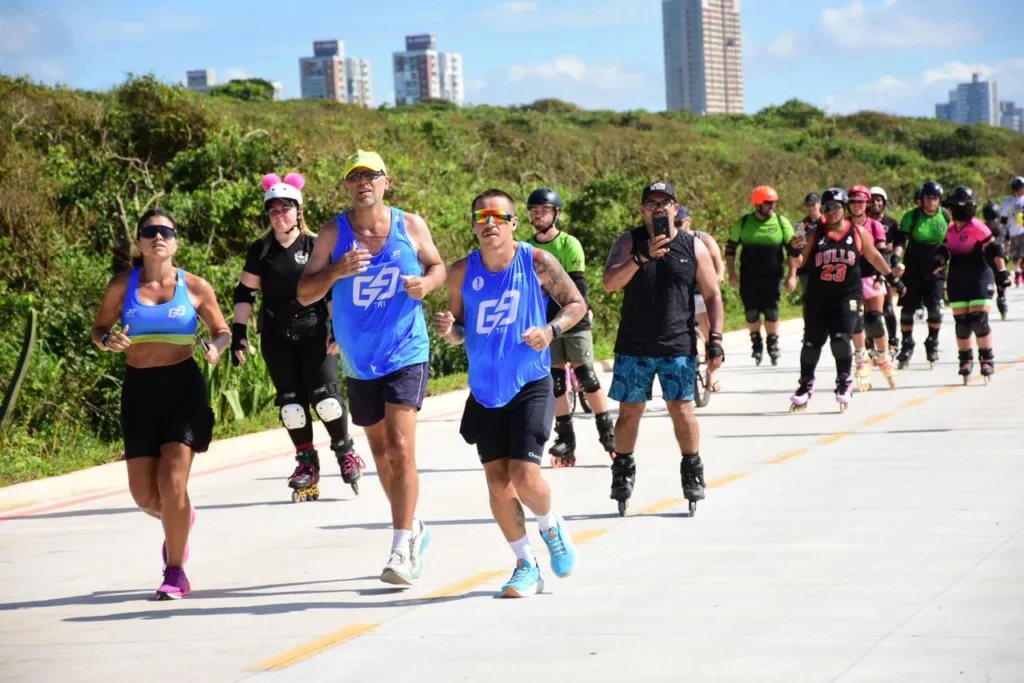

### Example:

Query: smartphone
xmin=653 ymin=215 xmax=671 ymax=239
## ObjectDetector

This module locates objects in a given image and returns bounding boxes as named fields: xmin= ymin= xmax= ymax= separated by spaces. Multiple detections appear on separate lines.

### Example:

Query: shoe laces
xmin=339 ymin=452 xmax=365 ymax=475
xmin=163 ymin=565 xmax=185 ymax=587
xmin=544 ymin=527 xmax=567 ymax=557
xmin=509 ymin=560 xmax=533 ymax=582
xmin=387 ymin=547 xmax=409 ymax=567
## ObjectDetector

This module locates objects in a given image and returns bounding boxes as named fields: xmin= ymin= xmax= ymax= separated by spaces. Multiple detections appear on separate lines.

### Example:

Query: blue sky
xmin=1 ymin=0 xmax=1021 ymax=117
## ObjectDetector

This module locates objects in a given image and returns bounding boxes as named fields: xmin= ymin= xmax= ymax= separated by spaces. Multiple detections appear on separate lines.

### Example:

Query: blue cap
xmin=676 ymin=205 xmax=690 ymax=219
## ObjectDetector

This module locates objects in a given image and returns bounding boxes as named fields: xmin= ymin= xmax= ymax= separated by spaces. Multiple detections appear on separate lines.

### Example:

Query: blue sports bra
xmin=120 ymin=268 xmax=198 ymax=345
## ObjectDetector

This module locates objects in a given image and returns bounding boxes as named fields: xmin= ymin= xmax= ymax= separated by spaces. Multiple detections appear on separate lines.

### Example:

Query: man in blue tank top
xmin=602 ymin=180 xmax=725 ymax=517
xmin=298 ymin=150 xmax=446 ymax=586
xmin=435 ymin=189 xmax=586 ymax=598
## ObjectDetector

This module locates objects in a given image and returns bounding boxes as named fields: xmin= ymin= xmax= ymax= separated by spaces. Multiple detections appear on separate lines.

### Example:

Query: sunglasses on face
xmin=472 ymin=209 xmax=515 ymax=225
xmin=345 ymin=171 xmax=385 ymax=184
xmin=823 ymin=203 xmax=844 ymax=213
xmin=138 ymin=225 xmax=178 ymax=240
xmin=643 ymin=200 xmax=676 ymax=211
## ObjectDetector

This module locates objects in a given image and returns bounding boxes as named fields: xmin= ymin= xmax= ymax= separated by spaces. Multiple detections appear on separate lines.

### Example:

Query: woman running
xmin=789 ymin=189 xmax=903 ymax=414
xmin=942 ymin=186 xmax=1013 ymax=383
xmin=232 ymin=173 xmax=363 ymax=502
xmin=91 ymin=208 xmax=230 ymax=600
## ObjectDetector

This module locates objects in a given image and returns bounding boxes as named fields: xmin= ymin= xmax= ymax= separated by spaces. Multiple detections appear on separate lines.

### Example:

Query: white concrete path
xmin=3 ymin=290 xmax=1024 ymax=683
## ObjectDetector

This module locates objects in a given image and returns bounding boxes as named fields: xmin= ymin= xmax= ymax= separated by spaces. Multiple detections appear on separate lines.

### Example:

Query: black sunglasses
xmin=138 ymin=225 xmax=178 ymax=240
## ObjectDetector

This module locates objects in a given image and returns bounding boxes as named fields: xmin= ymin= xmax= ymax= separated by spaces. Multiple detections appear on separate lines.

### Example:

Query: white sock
xmin=392 ymin=528 xmax=412 ymax=552
xmin=536 ymin=511 xmax=557 ymax=532
xmin=509 ymin=535 xmax=535 ymax=563
xmin=413 ymin=517 xmax=423 ymax=534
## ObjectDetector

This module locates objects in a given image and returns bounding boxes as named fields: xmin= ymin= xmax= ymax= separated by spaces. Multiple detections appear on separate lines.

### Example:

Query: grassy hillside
xmin=1 ymin=74 xmax=1022 ymax=485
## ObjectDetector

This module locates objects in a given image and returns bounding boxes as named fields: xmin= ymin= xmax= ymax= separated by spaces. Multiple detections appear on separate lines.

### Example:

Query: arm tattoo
xmin=534 ymin=250 xmax=586 ymax=330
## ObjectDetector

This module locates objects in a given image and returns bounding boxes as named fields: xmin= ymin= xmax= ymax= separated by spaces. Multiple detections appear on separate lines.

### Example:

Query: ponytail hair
xmin=131 ymin=208 xmax=178 ymax=268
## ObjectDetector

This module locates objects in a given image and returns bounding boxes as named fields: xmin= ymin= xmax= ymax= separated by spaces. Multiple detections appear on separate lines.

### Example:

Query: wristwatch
xmin=550 ymin=323 xmax=562 ymax=339
xmin=100 ymin=332 xmax=111 ymax=348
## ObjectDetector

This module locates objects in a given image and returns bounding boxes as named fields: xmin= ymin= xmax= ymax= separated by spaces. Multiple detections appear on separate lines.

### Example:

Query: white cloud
xmin=819 ymin=0 xmax=979 ymax=49
xmin=79 ymin=9 xmax=212 ymax=42
xmin=0 ymin=13 xmax=45 ymax=54
xmin=222 ymin=67 xmax=253 ymax=82
xmin=478 ymin=0 xmax=660 ymax=30
xmin=507 ymin=56 xmax=640 ymax=92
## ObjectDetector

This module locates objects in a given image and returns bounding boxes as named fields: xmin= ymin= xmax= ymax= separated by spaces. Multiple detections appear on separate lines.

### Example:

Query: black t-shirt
xmin=243 ymin=233 xmax=325 ymax=331
xmin=614 ymin=227 xmax=697 ymax=357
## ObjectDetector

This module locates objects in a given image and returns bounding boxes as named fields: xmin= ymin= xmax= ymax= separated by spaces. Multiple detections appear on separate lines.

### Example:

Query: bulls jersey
xmin=805 ymin=220 xmax=864 ymax=307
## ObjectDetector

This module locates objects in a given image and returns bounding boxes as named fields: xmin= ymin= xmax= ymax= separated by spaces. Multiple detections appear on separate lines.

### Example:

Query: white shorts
xmin=694 ymin=293 xmax=706 ymax=315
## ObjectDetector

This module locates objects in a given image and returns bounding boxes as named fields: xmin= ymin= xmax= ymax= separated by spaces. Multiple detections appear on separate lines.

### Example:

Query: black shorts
xmin=261 ymin=324 xmax=338 ymax=405
xmin=899 ymin=277 xmax=944 ymax=312
xmin=459 ymin=377 xmax=554 ymax=466
xmin=946 ymin=272 xmax=995 ymax=307
xmin=120 ymin=358 xmax=214 ymax=459
xmin=739 ymin=273 xmax=782 ymax=313
xmin=346 ymin=361 xmax=428 ymax=427
xmin=802 ymin=298 xmax=862 ymax=344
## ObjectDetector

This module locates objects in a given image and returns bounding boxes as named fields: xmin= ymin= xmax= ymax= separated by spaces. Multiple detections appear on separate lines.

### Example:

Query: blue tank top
xmin=121 ymin=268 xmax=198 ymax=345
xmin=462 ymin=242 xmax=550 ymax=408
xmin=331 ymin=208 xmax=429 ymax=380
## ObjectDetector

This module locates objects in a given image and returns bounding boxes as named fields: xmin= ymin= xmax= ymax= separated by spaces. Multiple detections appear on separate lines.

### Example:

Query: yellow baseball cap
xmin=343 ymin=149 xmax=387 ymax=178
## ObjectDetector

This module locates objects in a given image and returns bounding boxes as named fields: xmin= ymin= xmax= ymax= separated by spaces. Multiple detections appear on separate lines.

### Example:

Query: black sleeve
xmin=568 ymin=271 xmax=588 ymax=301
xmin=242 ymin=240 xmax=264 ymax=276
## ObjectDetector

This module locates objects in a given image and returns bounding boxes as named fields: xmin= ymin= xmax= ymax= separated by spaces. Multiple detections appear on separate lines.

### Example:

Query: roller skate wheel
xmin=838 ymin=403 xmax=848 ymax=414
xmin=311 ymin=492 xmax=320 ymax=501
xmin=962 ymin=375 xmax=969 ymax=385
xmin=754 ymin=357 xmax=762 ymax=367
xmin=291 ymin=491 xmax=299 ymax=503
xmin=770 ymin=357 xmax=778 ymax=367
xmin=929 ymin=361 xmax=936 ymax=370
xmin=351 ymin=481 xmax=360 ymax=495
xmin=983 ymin=375 xmax=991 ymax=385
xmin=617 ymin=499 xmax=628 ymax=517
xmin=566 ymin=455 xmax=577 ymax=467
xmin=688 ymin=500 xmax=697 ymax=517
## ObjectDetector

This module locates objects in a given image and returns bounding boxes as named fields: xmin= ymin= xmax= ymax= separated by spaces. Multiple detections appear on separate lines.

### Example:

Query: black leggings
xmin=800 ymin=299 xmax=862 ymax=379
xmin=261 ymin=324 xmax=350 ymax=449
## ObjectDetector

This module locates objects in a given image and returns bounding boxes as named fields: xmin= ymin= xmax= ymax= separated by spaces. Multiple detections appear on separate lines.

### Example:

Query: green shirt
xmin=728 ymin=212 xmax=795 ymax=277
xmin=899 ymin=208 xmax=949 ymax=277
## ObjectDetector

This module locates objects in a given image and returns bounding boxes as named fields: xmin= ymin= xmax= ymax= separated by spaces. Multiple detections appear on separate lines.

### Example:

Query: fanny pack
xmin=261 ymin=302 xmax=326 ymax=341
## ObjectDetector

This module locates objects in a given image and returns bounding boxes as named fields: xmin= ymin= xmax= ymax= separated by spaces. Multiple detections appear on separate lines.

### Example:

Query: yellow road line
xmin=860 ymin=412 xmax=894 ymax=426
xmin=768 ymin=449 xmax=808 ymax=464
xmin=817 ymin=431 xmax=852 ymax=445
xmin=423 ymin=570 xmax=507 ymax=600
xmin=900 ymin=397 xmax=929 ymax=409
xmin=634 ymin=497 xmax=686 ymax=515
xmin=938 ymin=385 xmax=961 ymax=394
xmin=708 ymin=472 xmax=748 ymax=488
xmin=249 ymin=623 xmax=379 ymax=671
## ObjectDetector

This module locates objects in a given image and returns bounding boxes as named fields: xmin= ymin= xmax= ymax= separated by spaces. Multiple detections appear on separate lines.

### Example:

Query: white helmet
xmin=261 ymin=172 xmax=305 ymax=209
xmin=869 ymin=186 xmax=888 ymax=203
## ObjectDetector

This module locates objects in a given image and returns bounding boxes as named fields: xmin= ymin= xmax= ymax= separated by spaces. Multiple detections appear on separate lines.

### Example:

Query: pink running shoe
xmin=154 ymin=566 xmax=191 ymax=600
xmin=162 ymin=506 xmax=196 ymax=567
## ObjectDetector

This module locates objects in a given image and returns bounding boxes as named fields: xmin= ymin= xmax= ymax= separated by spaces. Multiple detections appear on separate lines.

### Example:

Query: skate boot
xmin=878 ymin=355 xmax=897 ymax=389
xmin=897 ymin=338 xmax=915 ymax=370
xmin=549 ymin=417 xmax=577 ymax=468
xmin=288 ymin=448 xmax=320 ymax=502
xmin=610 ymin=454 xmax=636 ymax=517
xmin=331 ymin=437 xmax=365 ymax=495
xmin=957 ymin=349 xmax=974 ymax=385
xmin=888 ymin=338 xmax=899 ymax=362
xmin=595 ymin=411 xmax=616 ymax=457
xmin=997 ymin=293 xmax=1008 ymax=320
xmin=978 ymin=348 xmax=995 ymax=384
xmin=789 ymin=376 xmax=814 ymax=413
xmin=854 ymin=349 xmax=873 ymax=392
xmin=750 ymin=331 xmax=764 ymax=366
xmin=924 ymin=336 xmax=940 ymax=369
xmin=835 ymin=373 xmax=853 ymax=413
xmin=766 ymin=333 xmax=781 ymax=366
xmin=680 ymin=454 xmax=706 ymax=517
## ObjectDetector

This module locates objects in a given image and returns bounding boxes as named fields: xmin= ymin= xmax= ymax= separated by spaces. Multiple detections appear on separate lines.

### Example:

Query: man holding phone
xmin=601 ymin=180 xmax=725 ymax=516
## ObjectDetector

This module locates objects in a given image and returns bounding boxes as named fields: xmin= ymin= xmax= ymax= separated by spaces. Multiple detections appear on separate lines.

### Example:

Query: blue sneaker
xmin=540 ymin=516 xmax=578 ymax=578
xmin=410 ymin=522 xmax=432 ymax=580
xmin=501 ymin=558 xmax=544 ymax=598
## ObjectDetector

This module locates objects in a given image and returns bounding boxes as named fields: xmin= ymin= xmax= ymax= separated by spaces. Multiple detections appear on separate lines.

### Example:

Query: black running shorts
xmin=459 ymin=377 xmax=554 ymax=466
xmin=120 ymin=358 xmax=214 ymax=459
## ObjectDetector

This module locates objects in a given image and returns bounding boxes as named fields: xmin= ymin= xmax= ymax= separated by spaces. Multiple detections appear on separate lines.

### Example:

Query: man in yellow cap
xmin=299 ymin=150 xmax=447 ymax=586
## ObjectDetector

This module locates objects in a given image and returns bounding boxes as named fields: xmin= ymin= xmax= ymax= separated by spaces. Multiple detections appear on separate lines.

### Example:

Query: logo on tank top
xmin=472 ymin=276 xmax=484 ymax=291
xmin=123 ymin=308 xmax=137 ymax=318
xmin=353 ymin=267 xmax=401 ymax=308
xmin=168 ymin=305 xmax=187 ymax=318
xmin=476 ymin=290 xmax=521 ymax=334
xmin=294 ymin=251 xmax=309 ymax=265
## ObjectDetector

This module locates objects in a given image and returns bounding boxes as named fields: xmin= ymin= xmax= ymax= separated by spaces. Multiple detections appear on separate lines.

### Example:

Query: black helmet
xmin=920 ymin=180 xmax=944 ymax=198
xmin=945 ymin=185 xmax=976 ymax=206
xmin=527 ymin=188 xmax=563 ymax=209
xmin=821 ymin=187 xmax=849 ymax=205
xmin=914 ymin=187 xmax=923 ymax=202
xmin=982 ymin=201 xmax=1000 ymax=221
xmin=1012 ymin=176 xmax=1024 ymax=192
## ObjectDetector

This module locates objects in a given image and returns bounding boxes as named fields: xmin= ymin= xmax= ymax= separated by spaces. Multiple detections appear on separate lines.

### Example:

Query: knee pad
xmin=829 ymin=333 xmax=852 ymax=361
xmin=280 ymin=403 xmax=307 ymax=430
xmin=800 ymin=338 xmax=824 ymax=364
xmin=865 ymin=311 xmax=886 ymax=339
xmin=744 ymin=308 xmax=760 ymax=324
xmin=314 ymin=397 xmax=344 ymax=422
xmin=969 ymin=310 xmax=991 ymax=337
xmin=853 ymin=314 xmax=865 ymax=334
xmin=763 ymin=307 xmax=779 ymax=323
xmin=551 ymin=367 xmax=567 ymax=398
xmin=900 ymin=308 xmax=917 ymax=326
xmin=574 ymin=364 xmax=601 ymax=393
xmin=926 ymin=305 xmax=943 ymax=325
xmin=954 ymin=313 xmax=972 ymax=340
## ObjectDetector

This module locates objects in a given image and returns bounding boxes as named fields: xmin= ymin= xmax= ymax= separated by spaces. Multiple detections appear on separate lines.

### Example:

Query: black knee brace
xmin=853 ymin=314 xmax=865 ymax=334
xmin=744 ymin=308 xmax=761 ymax=324
xmin=900 ymin=307 xmax=917 ymax=326
xmin=865 ymin=311 xmax=886 ymax=340
xmin=954 ymin=313 xmax=972 ymax=340
xmin=969 ymin=310 xmax=991 ymax=337
xmin=800 ymin=338 xmax=824 ymax=368
xmin=926 ymin=305 xmax=943 ymax=326
xmin=551 ymin=367 xmax=567 ymax=398
xmin=763 ymin=307 xmax=780 ymax=323
xmin=574 ymin=364 xmax=601 ymax=393
xmin=829 ymin=333 xmax=853 ymax=362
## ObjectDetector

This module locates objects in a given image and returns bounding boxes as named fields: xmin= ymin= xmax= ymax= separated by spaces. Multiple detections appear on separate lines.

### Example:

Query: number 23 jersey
xmin=805 ymin=220 xmax=864 ymax=307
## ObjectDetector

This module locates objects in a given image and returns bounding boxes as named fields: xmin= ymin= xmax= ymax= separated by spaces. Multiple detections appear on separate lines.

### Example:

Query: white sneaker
xmin=380 ymin=547 xmax=414 ymax=586
xmin=409 ymin=521 xmax=432 ymax=580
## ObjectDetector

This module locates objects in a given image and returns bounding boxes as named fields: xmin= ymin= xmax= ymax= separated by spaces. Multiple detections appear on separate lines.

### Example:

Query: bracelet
xmin=709 ymin=332 xmax=723 ymax=342
xmin=630 ymin=252 xmax=644 ymax=267
xmin=100 ymin=332 xmax=111 ymax=349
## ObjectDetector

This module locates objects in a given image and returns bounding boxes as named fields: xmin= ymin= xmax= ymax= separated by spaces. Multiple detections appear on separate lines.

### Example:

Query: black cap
xmin=642 ymin=180 xmax=677 ymax=203
xmin=804 ymin=192 xmax=821 ymax=205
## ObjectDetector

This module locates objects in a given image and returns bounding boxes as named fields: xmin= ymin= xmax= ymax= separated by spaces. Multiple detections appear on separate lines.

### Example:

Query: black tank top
xmin=614 ymin=227 xmax=697 ymax=357
xmin=805 ymin=221 xmax=864 ymax=306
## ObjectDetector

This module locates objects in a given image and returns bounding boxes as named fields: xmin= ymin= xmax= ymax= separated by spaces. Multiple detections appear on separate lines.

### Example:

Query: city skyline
xmin=1 ymin=0 xmax=1021 ymax=120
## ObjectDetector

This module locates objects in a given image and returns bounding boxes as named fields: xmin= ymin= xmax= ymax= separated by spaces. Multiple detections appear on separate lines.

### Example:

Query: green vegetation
xmin=2 ymin=76 xmax=1021 ymax=486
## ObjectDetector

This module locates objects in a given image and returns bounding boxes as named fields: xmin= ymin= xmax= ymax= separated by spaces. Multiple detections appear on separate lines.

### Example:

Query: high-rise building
xmin=662 ymin=0 xmax=744 ymax=115
xmin=393 ymin=34 xmax=464 ymax=106
xmin=999 ymin=101 xmax=1023 ymax=133
xmin=186 ymin=69 xmax=215 ymax=94
xmin=299 ymin=40 xmax=373 ymax=105
xmin=272 ymin=81 xmax=284 ymax=102
xmin=346 ymin=57 xmax=374 ymax=108
xmin=935 ymin=73 xmax=998 ymax=126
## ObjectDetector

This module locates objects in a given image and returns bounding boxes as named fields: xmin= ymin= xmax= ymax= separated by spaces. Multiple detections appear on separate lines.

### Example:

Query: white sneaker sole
xmin=501 ymin=579 xmax=544 ymax=598
xmin=380 ymin=568 xmax=414 ymax=586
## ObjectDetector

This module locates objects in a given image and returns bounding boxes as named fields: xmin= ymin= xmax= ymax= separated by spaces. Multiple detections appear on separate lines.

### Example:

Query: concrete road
xmin=3 ymin=290 xmax=1024 ymax=683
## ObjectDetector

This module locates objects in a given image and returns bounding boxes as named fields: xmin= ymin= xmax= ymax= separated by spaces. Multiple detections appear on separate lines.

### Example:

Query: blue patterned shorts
xmin=608 ymin=354 xmax=697 ymax=404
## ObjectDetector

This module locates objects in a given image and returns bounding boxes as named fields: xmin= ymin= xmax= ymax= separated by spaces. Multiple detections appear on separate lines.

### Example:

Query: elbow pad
xmin=725 ymin=240 xmax=738 ymax=257
xmin=984 ymin=239 xmax=1005 ymax=269
xmin=233 ymin=282 xmax=258 ymax=306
